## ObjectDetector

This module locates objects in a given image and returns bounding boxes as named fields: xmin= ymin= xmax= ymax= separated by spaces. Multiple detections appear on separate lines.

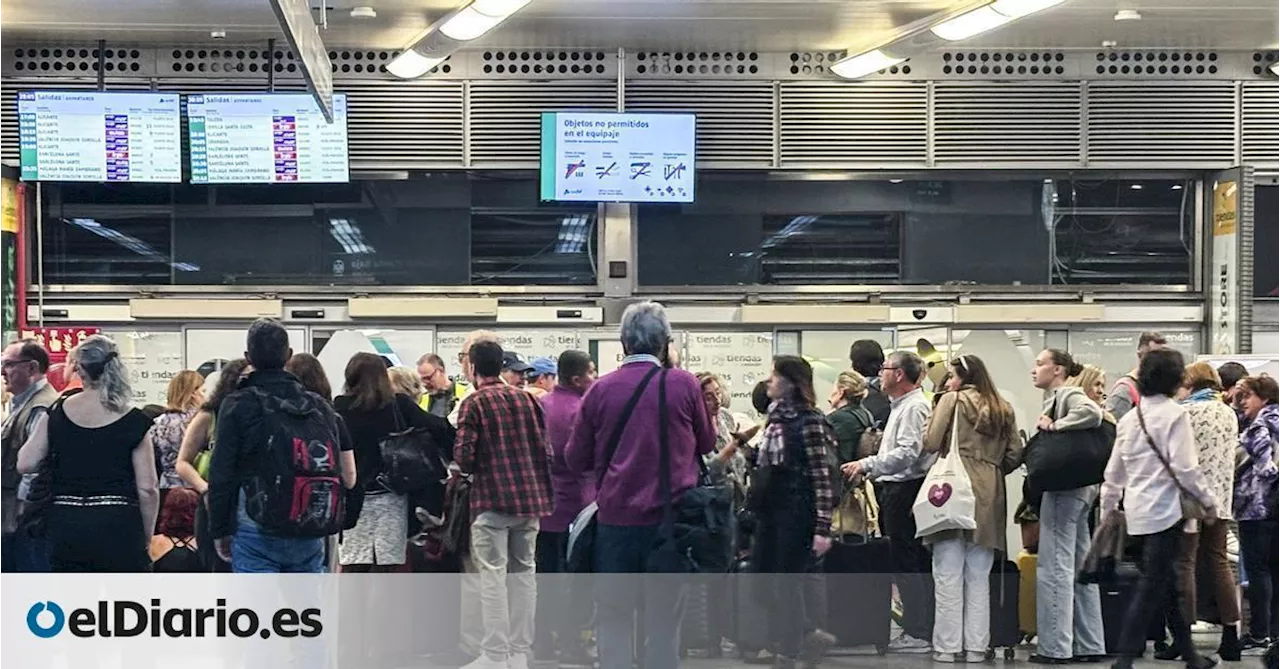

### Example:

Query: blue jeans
xmin=1036 ymin=486 xmax=1106 ymax=659
xmin=594 ymin=523 xmax=684 ymax=669
xmin=230 ymin=496 xmax=325 ymax=574
xmin=1 ymin=531 xmax=50 ymax=572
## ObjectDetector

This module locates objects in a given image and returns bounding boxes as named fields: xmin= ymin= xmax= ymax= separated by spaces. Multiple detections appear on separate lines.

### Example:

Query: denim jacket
xmin=1234 ymin=403 xmax=1278 ymax=521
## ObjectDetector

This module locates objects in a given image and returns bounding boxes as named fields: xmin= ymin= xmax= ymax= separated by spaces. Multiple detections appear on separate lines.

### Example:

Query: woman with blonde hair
xmin=387 ymin=366 xmax=424 ymax=404
xmin=1068 ymin=364 xmax=1110 ymax=412
xmin=17 ymin=335 xmax=158 ymax=571
xmin=826 ymin=369 xmax=878 ymax=536
xmin=149 ymin=370 xmax=204 ymax=492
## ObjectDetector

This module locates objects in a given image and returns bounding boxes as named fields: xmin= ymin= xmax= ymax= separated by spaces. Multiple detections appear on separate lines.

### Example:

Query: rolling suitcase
xmin=1100 ymin=562 xmax=1141 ymax=654
xmin=990 ymin=558 xmax=1023 ymax=659
xmin=824 ymin=533 xmax=893 ymax=655
xmin=1017 ymin=551 xmax=1038 ymax=639
xmin=681 ymin=581 xmax=719 ymax=657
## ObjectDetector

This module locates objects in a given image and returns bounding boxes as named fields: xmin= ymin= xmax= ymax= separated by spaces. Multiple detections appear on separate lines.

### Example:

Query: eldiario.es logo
xmin=26 ymin=599 xmax=322 ymax=639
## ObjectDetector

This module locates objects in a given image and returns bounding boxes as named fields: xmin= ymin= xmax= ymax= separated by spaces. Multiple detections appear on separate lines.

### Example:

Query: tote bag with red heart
xmin=912 ymin=405 xmax=977 ymax=538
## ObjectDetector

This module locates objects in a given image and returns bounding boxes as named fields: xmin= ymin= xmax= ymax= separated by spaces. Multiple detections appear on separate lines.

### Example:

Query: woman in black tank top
xmin=17 ymin=336 xmax=158 ymax=572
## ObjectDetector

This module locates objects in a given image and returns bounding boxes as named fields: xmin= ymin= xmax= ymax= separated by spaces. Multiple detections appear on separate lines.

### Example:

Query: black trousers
xmin=1116 ymin=523 xmax=1197 ymax=661
xmin=753 ymin=504 xmax=813 ymax=660
xmin=1240 ymin=519 xmax=1279 ymax=641
xmin=877 ymin=478 xmax=935 ymax=641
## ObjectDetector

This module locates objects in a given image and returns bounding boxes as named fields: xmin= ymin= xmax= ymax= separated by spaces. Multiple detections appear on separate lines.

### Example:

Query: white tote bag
xmin=912 ymin=406 xmax=977 ymax=538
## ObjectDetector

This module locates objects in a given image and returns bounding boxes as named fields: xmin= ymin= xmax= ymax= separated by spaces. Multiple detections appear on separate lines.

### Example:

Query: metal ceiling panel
xmin=624 ymin=81 xmax=774 ymax=168
xmin=1242 ymin=82 xmax=1279 ymax=176
xmin=466 ymin=81 xmax=617 ymax=167
xmin=778 ymin=82 xmax=927 ymax=167
xmin=341 ymin=81 xmax=464 ymax=169
xmin=933 ymin=82 xmax=1082 ymax=166
xmin=1085 ymin=82 xmax=1238 ymax=166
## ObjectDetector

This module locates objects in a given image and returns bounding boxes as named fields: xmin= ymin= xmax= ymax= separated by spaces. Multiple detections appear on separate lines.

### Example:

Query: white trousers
xmin=931 ymin=538 xmax=995 ymax=654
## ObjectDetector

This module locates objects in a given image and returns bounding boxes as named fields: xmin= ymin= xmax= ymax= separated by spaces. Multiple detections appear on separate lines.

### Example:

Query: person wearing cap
xmin=525 ymin=357 xmax=558 ymax=399
xmin=502 ymin=352 xmax=532 ymax=389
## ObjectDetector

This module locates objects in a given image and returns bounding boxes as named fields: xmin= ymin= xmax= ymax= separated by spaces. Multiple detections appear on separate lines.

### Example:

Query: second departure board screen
xmin=188 ymin=93 xmax=350 ymax=184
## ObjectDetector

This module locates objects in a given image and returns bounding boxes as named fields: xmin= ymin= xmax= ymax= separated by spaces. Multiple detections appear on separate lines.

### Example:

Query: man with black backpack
xmin=208 ymin=318 xmax=356 ymax=573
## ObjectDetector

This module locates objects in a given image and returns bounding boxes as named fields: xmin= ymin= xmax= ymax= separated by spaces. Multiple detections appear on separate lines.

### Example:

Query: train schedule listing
xmin=188 ymin=93 xmax=350 ymax=184
xmin=18 ymin=91 xmax=182 ymax=183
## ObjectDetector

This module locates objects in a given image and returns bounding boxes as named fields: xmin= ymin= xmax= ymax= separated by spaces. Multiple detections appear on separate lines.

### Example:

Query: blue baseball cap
xmin=529 ymin=356 xmax=558 ymax=378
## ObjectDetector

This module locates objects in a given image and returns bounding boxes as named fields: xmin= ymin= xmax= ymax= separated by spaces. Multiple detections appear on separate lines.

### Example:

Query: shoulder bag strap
xmin=598 ymin=365 xmax=662 ymax=486
xmin=1134 ymin=403 xmax=1201 ymax=504
xmin=657 ymin=369 xmax=673 ymax=529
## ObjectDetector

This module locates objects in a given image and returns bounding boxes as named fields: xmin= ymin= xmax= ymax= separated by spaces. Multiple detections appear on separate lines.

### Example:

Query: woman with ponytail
xmin=17 ymin=335 xmax=158 ymax=572
xmin=1028 ymin=348 xmax=1107 ymax=664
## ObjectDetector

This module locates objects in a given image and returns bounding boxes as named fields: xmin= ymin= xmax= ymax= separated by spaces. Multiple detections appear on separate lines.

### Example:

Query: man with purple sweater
xmin=533 ymin=349 xmax=597 ymax=663
xmin=565 ymin=301 xmax=716 ymax=669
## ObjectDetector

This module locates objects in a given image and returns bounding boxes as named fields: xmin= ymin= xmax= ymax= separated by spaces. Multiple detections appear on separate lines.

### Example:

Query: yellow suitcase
xmin=1017 ymin=551 xmax=1038 ymax=638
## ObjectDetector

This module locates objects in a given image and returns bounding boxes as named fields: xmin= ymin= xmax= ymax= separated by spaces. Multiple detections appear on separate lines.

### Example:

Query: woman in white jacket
xmin=1100 ymin=348 xmax=1217 ymax=669
xmin=1029 ymin=349 xmax=1107 ymax=665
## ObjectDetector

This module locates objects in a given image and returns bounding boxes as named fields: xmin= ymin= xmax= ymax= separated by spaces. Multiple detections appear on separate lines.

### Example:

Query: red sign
xmin=17 ymin=327 xmax=102 ymax=364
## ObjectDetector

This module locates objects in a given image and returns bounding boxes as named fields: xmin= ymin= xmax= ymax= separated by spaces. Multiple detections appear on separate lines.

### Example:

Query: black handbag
xmin=377 ymin=404 xmax=449 ymax=496
xmin=565 ymin=365 xmax=661 ymax=573
xmin=647 ymin=369 xmax=736 ymax=575
xmin=1024 ymin=394 xmax=1115 ymax=496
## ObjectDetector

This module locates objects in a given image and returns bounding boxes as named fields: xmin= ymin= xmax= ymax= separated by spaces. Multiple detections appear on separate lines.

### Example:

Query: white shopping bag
xmin=912 ymin=406 xmax=977 ymax=538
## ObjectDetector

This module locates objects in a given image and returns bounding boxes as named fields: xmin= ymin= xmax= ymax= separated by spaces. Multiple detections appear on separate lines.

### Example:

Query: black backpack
xmin=377 ymin=404 xmax=449 ymax=496
xmin=152 ymin=537 xmax=203 ymax=573
xmin=242 ymin=388 xmax=345 ymax=538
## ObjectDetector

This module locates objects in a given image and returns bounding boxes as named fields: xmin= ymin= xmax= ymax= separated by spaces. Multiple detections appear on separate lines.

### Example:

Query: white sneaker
xmin=934 ymin=651 xmax=960 ymax=663
xmin=965 ymin=651 xmax=989 ymax=663
xmin=508 ymin=654 xmax=529 ymax=669
xmin=461 ymin=655 xmax=509 ymax=669
xmin=889 ymin=634 xmax=933 ymax=654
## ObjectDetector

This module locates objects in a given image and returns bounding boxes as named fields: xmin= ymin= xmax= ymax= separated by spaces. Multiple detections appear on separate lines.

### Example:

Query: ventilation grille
xmin=162 ymin=47 xmax=288 ymax=77
xmin=942 ymin=51 xmax=1066 ymax=77
xmin=785 ymin=51 xmax=849 ymax=77
xmin=1085 ymin=83 xmax=1236 ymax=164
xmin=634 ymin=51 xmax=761 ymax=77
xmin=1242 ymin=83 xmax=1279 ymax=176
xmin=1250 ymin=51 xmax=1279 ymax=76
xmin=0 ymin=80 xmax=154 ymax=164
xmin=934 ymin=83 xmax=1081 ymax=164
xmin=8 ymin=45 xmax=152 ymax=75
xmin=480 ymin=50 xmax=610 ymax=77
xmin=1091 ymin=50 xmax=1222 ymax=77
xmin=624 ymin=82 xmax=773 ymax=167
xmin=467 ymin=82 xmax=617 ymax=166
xmin=778 ymin=82 xmax=927 ymax=166
xmin=342 ymin=81 xmax=463 ymax=169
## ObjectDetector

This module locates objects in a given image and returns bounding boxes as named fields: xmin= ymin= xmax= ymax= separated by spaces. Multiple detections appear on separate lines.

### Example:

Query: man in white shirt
xmin=843 ymin=350 xmax=935 ymax=653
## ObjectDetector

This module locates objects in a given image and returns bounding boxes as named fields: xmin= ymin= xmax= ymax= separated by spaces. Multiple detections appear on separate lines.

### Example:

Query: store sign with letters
xmin=1210 ymin=180 xmax=1238 ymax=355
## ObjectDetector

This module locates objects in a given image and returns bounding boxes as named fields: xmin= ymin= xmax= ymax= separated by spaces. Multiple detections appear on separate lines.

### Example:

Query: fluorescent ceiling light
xmin=387 ymin=50 xmax=446 ymax=78
xmin=830 ymin=49 xmax=906 ymax=79
xmin=1271 ymin=63 xmax=1279 ymax=75
xmin=440 ymin=5 xmax=506 ymax=40
xmin=931 ymin=6 xmax=1012 ymax=40
xmin=990 ymin=0 xmax=1066 ymax=19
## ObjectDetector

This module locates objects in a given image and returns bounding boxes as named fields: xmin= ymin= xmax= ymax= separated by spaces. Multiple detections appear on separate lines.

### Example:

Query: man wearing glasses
xmin=1 ymin=339 xmax=58 ymax=572
xmin=417 ymin=352 xmax=465 ymax=419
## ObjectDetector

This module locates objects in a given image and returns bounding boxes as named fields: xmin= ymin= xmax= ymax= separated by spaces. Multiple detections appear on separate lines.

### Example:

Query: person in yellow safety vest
xmin=416 ymin=352 xmax=468 ymax=420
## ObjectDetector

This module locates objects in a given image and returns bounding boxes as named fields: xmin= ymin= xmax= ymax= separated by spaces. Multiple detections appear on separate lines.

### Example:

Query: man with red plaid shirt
xmin=454 ymin=339 xmax=553 ymax=669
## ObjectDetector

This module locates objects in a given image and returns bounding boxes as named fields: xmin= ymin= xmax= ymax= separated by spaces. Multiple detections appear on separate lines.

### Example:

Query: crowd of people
xmin=0 ymin=314 xmax=1276 ymax=669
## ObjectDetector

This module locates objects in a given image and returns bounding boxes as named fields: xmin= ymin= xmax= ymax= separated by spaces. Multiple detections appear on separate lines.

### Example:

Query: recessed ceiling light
xmin=350 ymin=6 xmax=376 ymax=19
xmin=1171 ymin=184 xmax=1184 ymax=191
xmin=1101 ymin=40 xmax=1118 ymax=48
xmin=1130 ymin=184 xmax=1144 ymax=190
xmin=1114 ymin=9 xmax=1142 ymax=21
xmin=889 ymin=179 xmax=904 ymax=184
xmin=210 ymin=29 xmax=227 ymax=39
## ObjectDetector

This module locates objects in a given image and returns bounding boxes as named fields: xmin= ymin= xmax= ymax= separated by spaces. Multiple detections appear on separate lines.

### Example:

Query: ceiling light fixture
xmin=387 ymin=0 xmax=533 ymax=79
xmin=830 ymin=49 xmax=906 ymax=79
xmin=1271 ymin=63 xmax=1279 ymax=76
xmin=990 ymin=0 xmax=1066 ymax=19
xmin=931 ymin=7 xmax=1012 ymax=40
xmin=1130 ymin=184 xmax=1143 ymax=190
xmin=1114 ymin=9 xmax=1142 ymax=21
xmin=350 ymin=6 xmax=377 ymax=19
xmin=1171 ymin=184 xmax=1184 ymax=191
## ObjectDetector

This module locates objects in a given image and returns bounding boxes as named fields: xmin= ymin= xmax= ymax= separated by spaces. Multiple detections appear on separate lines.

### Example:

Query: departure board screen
xmin=18 ymin=91 xmax=182 ymax=183
xmin=539 ymin=112 xmax=695 ymax=203
xmin=188 ymin=93 xmax=349 ymax=184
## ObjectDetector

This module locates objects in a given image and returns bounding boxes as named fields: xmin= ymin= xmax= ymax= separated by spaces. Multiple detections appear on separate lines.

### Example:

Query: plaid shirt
xmin=455 ymin=378 xmax=553 ymax=518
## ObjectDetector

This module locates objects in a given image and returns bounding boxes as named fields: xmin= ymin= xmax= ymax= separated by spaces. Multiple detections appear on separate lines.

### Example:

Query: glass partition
xmin=796 ymin=329 xmax=896 ymax=399
xmin=1068 ymin=329 xmax=1202 ymax=394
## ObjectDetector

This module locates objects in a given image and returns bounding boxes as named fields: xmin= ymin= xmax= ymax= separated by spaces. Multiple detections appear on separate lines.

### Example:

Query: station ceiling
xmin=1 ymin=0 xmax=1277 ymax=54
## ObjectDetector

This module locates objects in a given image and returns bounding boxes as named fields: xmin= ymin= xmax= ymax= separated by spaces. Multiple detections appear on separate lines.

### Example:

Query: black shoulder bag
xmin=647 ymin=369 xmax=736 ymax=575
xmin=565 ymin=365 xmax=662 ymax=573
xmin=1023 ymin=392 xmax=1114 ymax=496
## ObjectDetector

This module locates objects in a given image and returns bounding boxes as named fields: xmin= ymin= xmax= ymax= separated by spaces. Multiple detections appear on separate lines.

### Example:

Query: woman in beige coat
xmin=920 ymin=354 xmax=1024 ymax=663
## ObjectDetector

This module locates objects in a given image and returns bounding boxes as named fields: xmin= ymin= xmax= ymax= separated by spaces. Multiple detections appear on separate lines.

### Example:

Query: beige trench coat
xmin=920 ymin=387 xmax=1024 ymax=554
